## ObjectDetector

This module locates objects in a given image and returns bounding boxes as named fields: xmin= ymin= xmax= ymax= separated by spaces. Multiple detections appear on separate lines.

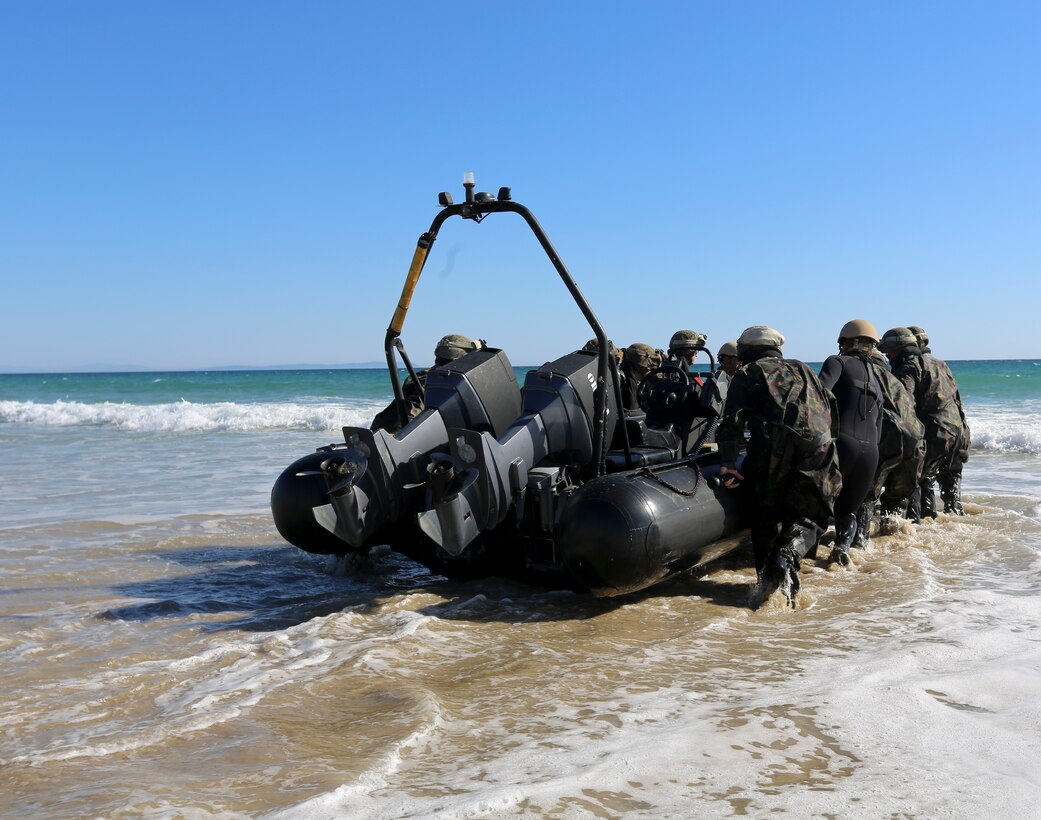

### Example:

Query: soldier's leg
xmin=872 ymin=458 xmax=898 ymax=529
xmin=861 ymin=451 xmax=895 ymax=541
xmin=906 ymin=486 xmax=923 ymax=524
xmin=764 ymin=517 xmax=823 ymax=605
xmin=938 ymin=445 xmax=966 ymax=515
xmin=750 ymin=513 xmax=786 ymax=610
xmin=879 ymin=441 xmax=923 ymax=524
xmin=830 ymin=514 xmax=857 ymax=565
xmin=919 ymin=431 xmax=955 ymax=521
xmin=750 ymin=515 xmax=781 ymax=576
xmin=830 ymin=436 xmax=858 ymax=565
xmin=919 ymin=480 xmax=938 ymax=520
xmin=830 ymin=438 xmax=878 ymax=564
xmin=938 ymin=474 xmax=964 ymax=515
xmin=750 ymin=491 xmax=810 ymax=606
xmin=881 ymin=461 xmax=914 ymax=513
xmin=754 ymin=451 xmax=838 ymax=607
xmin=853 ymin=501 xmax=873 ymax=549
xmin=880 ymin=473 xmax=908 ymax=519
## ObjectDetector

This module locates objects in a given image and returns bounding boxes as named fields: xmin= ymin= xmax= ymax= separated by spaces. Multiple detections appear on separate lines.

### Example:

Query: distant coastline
xmin=0 ymin=362 xmax=391 ymax=375
xmin=1 ymin=357 xmax=1035 ymax=377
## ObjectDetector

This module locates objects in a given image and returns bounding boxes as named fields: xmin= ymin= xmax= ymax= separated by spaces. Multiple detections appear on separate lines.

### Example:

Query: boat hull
xmin=271 ymin=448 xmax=748 ymax=596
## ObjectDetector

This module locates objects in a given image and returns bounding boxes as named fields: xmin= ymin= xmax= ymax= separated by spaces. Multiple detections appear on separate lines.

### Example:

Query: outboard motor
xmin=271 ymin=348 xmax=521 ymax=553
xmin=416 ymin=351 xmax=616 ymax=556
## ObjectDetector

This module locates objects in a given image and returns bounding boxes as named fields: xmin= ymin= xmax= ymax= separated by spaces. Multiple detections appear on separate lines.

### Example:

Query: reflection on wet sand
xmin=2 ymin=487 xmax=1040 ymax=816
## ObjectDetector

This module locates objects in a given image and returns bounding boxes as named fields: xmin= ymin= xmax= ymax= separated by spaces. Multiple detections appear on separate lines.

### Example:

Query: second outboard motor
xmin=416 ymin=351 xmax=617 ymax=555
xmin=272 ymin=348 xmax=521 ymax=553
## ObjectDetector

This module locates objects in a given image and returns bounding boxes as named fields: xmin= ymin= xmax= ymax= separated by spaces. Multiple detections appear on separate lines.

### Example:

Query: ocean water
xmin=2 ymin=360 xmax=1040 ymax=817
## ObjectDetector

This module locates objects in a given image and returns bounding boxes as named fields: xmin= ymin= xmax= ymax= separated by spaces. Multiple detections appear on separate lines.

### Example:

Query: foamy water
xmin=0 ymin=399 xmax=384 ymax=432
xmin=966 ymin=401 xmax=1041 ymax=454
xmin=2 ymin=364 xmax=1040 ymax=817
xmin=3 ymin=389 xmax=1038 ymax=454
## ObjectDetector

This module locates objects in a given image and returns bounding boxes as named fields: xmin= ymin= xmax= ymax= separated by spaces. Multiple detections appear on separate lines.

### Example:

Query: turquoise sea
xmin=2 ymin=358 xmax=1036 ymax=426
xmin=2 ymin=359 xmax=1040 ymax=817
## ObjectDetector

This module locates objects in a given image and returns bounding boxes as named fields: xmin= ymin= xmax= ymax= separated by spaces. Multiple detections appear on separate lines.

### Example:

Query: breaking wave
xmin=3 ymin=399 xmax=1039 ymax=454
xmin=0 ymin=399 xmax=382 ymax=433
xmin=967 ymin=406 xmax=1041 ymax=455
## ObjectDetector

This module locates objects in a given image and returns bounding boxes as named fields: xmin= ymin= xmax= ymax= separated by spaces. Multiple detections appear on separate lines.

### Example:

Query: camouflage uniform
xmin=370 ymin=370 xmax=427 ymax=433
xmin=907 ymin=327 xmax=970 ymax=514
xmin=866 ymin=350 xmax=925 ymax=515
xmin=370 ymin=334 xmax=480 ymax=434
xmin=717 ymin=348 xmax=842 ymax=577
xmin=619 ymin=343 xmax=661 ymax=412
xmin=890 ymin=349 xmax=964 ymax=519
xmin=928 ymin=355 xmax=970 ymax=513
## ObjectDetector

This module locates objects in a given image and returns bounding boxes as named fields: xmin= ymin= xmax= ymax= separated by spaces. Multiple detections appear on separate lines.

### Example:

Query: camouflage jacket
xmin=928 ymin=354 xmax=971 ymax=459
xmin=369 ymin=370 xmax=427 ymax=433
xmin=867 ymin=354 xmax=924 ymax=462
xmin=717 ymin=350 xmax=837 ymax=472
xmin=892 ymin=353 xmax=963 ymax=438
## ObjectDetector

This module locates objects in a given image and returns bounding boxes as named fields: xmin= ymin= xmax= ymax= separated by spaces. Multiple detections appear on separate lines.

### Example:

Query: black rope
xmin=633 ymin=458 xmax=704 ymax=497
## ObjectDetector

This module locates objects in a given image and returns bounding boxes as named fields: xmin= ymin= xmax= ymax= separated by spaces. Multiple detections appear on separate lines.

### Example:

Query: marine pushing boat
xmin=270 ymin=175 xmax=749 ymax=596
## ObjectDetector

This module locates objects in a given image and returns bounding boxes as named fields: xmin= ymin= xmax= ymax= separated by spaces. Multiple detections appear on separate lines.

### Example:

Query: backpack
xmin=869 ymin=360 xmax=923 ymax=462
xmin=751 ymin=358 xmax=837 ymax=477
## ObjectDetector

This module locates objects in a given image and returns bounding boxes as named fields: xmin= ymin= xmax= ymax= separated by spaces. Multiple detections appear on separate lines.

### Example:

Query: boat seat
xmin=604 ymin=446 xmax=677 ymax=472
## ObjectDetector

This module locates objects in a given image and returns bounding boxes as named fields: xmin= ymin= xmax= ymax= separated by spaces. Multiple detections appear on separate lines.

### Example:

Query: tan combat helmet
xmin=434 ymin=334 xmax=479 ymax=362
xmin=736 ymin=325 xmax=785 ymax=355
xmin=624 ymin=342 xmax=660 ymax=369
xmin=878 ymin=327 xmax=919 ymax=354
xmin=837 ymin=319 xmax=879 ymax=344
xmin=668 ymin=329 xmax=708 ymax=352
xmin=717 ymin=341 xmax=739 ymax=358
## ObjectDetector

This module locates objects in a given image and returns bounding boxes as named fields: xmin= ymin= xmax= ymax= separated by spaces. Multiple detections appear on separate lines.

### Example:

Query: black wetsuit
xmin=819 ymin=352 xmax=883 ymax=521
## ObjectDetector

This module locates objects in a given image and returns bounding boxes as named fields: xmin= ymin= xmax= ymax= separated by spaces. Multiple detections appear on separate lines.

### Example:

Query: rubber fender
xmin=271 ymin=451 xmax=350 ymax=555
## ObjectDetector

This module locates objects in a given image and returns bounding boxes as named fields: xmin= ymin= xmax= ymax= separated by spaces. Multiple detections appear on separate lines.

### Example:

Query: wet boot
xmin=852 ymin=503 xmax=871 ymax=550
xmin=758 ymin=547 xmax=799 ymax=610
xmin=829 ymin=513 xmax=857 ymax=566
xmin=879 ymin=499 xmax=911 ymax=534
xmin=905 ymin=489 xmax=922 ymax=525
xmin=758 ymin=522 xmax=820 ymax=608
xmin=868 ymin=500 xmax=881 ymax=538
xmin=920 ymin=482 xmax=938 ymax=520
xmin=940 ymin=476 xmax=965 ymax=515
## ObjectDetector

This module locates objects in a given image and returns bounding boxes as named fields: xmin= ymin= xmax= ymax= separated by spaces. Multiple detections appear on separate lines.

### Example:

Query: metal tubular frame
xmin=381 ymin=192 xmax=632 ymax=474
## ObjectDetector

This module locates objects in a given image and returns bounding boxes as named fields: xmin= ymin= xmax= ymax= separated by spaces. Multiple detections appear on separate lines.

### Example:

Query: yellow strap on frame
xmin=389 ymin=237 xmax=431 ymax=335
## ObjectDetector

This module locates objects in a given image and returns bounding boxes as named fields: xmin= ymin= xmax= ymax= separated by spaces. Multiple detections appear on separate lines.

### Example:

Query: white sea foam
xmin=0 ymin=399 xmax=382 ymax=432
xmin=273 ymin=587 xmax=1041 ymax=820
xmin=3 ymin=397 xmax=1039 ymax=454
xmin=965 ymin=406 xmax=1041 ymax=454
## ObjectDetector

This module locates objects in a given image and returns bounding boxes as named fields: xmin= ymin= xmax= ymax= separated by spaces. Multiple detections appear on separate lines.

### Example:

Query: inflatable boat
xmin=271 ymin=176 xmax=749 ymax=596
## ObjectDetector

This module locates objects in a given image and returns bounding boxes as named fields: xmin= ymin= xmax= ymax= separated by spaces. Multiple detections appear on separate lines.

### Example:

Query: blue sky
xmin=2 ymin=1 xmax=1038 ymax=371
